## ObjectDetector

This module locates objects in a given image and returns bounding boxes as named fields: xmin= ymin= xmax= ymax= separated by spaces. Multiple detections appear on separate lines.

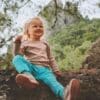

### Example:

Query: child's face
xmin=28 ymin=19 xmax=44 ymax=40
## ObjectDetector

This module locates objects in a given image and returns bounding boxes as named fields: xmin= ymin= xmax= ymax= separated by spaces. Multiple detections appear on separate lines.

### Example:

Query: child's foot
xmin=64 ymin=79 xmax=80 ymax=100
xmin=16 ymin=74 xmax=39 ymax=89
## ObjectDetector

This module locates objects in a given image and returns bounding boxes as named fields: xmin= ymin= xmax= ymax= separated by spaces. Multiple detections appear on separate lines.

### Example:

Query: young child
xmin=12 ymin=17 xmax=80 ymax=100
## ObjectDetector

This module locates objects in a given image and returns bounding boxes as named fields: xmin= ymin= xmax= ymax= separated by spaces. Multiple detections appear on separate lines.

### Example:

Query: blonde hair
xmin=22 ymin=17 xmax=45 ymax=40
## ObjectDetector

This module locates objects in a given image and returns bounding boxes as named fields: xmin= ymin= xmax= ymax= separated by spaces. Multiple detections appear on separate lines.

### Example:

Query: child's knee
xmin=12 ymin=55 xmax=23 ymax=65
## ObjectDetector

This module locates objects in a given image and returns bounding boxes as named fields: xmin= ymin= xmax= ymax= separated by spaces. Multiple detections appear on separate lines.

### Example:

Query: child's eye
xmin=32 ymin=25 xmax=37 ymax=28
xmin=40 ymin=25 xmax=43 ymax=28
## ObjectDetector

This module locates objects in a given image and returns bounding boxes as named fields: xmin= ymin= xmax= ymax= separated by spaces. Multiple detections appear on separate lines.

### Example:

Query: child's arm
xmin=19 ymin=40 xmax=28 ymax=55
xmin=13 ymin=35 xmax=27 ymax=56
xmin=13 ymin=35 xmax=22 ymax=56
xmin=19 ymin=47 xmax=25 ymax=55
xmin=46 ymin=42 xmax=62 ymax=76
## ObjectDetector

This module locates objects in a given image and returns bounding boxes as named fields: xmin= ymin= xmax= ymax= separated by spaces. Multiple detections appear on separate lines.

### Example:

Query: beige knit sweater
xmin=13 ymin=37 xmax=59 ymax=72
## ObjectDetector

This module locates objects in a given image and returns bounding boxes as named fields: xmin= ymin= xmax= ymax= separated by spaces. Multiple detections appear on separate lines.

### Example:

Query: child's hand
xmin=14 ymin=35 xmax=22 ymax=43
xmin=54 ymin=70 xmax=62 ymax=77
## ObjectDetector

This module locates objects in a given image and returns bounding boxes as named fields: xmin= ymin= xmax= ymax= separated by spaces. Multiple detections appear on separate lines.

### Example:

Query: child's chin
xmin=35 ymin=35 xmax=42 ymax=39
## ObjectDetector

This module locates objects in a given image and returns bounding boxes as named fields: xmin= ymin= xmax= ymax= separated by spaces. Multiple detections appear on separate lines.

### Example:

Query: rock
xmin=0 ymin=69 xmax=100 ymax=100
xmin=82 ymin=38 xmax=100 ymax=69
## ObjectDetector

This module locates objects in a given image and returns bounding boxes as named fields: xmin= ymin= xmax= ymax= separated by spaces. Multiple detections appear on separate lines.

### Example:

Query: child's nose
xmin=37 ymin=26 xmax=40 ymax=29
xmin=36 ymin=26 xmax=41 ymax=29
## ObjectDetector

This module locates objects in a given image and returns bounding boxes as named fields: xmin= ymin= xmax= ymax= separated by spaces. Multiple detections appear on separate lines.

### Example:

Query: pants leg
xmin=34 ymin=66 xmax=64 ymax=99
xmin=43 ymin=73 xmax=64 ymax=99
xmin=12 ymin=55 xmax=39 ymax=86
xmin=12 ymin=56 xmax=64 ymax=99
xmin=12 ymin=55 xmax=32 ymax=73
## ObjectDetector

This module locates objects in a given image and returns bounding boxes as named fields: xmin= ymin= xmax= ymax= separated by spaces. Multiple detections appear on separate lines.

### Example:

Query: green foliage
xmin=0 ymin=13 xmax=12 ymax=32
xmin=40 ymin=1 xmax=83 ymax=28
xmin=0 ymin=0 xmax=100 ymax=70
xmin=49 ymin=19 xmax=100 ymax=71
xmin=0 ymin=45 xmax=13 ymax=69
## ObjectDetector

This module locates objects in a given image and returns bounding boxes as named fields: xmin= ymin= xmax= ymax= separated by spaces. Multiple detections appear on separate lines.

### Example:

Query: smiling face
xmin=27 ymin=18 xmax=44 ymax=40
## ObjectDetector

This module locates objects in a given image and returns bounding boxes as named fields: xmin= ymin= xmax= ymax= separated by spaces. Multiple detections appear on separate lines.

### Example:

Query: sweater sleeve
xmin=46 ymin=42 xmax=59 ymax=72
xmin=13 ymin=35 xmax=26 ymax=56
xmin=12 ymin=35 xmax=22 ymax=56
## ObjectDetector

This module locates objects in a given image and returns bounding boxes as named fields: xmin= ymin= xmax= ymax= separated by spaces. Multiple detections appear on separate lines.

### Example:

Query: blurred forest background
xmin=0 ymin=0 xmax=100 ymax=71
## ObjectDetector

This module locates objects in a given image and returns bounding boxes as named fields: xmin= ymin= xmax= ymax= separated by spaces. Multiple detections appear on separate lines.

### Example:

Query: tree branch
xmin=51 ymin=0 xmax=58 ymax=28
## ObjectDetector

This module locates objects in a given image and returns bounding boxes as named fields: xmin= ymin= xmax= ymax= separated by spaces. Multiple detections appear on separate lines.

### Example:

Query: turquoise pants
xmin=12 ymin=55 xmax=64 ymax=99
